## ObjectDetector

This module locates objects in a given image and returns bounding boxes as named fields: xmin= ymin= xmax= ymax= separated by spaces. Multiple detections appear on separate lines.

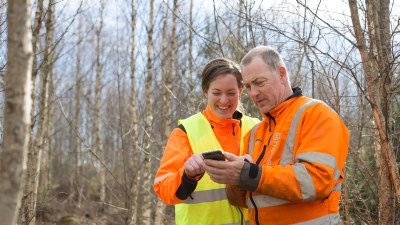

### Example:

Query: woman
xmin=153 ymin=58 xmax=259 ymax=225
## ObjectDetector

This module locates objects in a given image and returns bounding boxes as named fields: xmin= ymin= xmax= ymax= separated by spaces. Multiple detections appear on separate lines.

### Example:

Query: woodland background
xmin=0 ymin=0 xmax=399 ymax=224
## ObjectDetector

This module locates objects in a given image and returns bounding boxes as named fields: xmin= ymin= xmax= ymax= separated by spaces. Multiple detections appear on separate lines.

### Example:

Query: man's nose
xmin=248 ymin=87 xmax=259 ymax=97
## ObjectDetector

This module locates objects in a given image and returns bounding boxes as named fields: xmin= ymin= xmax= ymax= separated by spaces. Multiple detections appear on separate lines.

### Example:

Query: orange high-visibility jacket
xmin=231 ymin=90 xmax=349 ymax=225
xmin=154 ymin=106 xmax=259 ymax=225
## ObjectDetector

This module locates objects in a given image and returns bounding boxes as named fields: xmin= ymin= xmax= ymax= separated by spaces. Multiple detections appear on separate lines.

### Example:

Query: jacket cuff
xmin=238 ymin=161 xmax=261 ymax=191
xmin=175 ymin=172 xmax=199 ymax=200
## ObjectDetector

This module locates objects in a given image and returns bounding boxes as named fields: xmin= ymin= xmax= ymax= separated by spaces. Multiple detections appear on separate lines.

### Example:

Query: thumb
xmin=224 ymin=152 xmax=238 ymax=161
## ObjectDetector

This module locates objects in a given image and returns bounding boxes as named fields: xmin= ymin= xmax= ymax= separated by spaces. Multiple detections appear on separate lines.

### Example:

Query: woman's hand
xmin=184 ymin=153 xmax=205 ymax=178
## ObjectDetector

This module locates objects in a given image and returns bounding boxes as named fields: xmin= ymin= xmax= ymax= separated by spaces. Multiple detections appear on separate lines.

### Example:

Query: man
xmin=204 ymin=46 xmax=349 ymax=225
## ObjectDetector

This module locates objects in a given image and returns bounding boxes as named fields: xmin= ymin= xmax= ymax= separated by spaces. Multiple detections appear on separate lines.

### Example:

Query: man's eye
xmin=256 ymin=80 xmax=266 ymax=87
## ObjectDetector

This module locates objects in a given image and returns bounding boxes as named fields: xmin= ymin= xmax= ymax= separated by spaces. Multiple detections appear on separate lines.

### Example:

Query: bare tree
xmin=188 ymin=0 xmax=195 ymax=112
xmin=163 ymin=0 xmax=177 ymax=144
xmin=16 ymin=0 xmax=55 ymax=224
xmin=0 ymin=0 xmax=33 ymax=224
xmin=136 ymin=0 xmax=154 ymax=224
xmin=73 ymin=14 xmax=83 ymax=208
xmin=18 ymin=0 xmax=44 ymax=223
xmin=348 ymin=0 xmax=399 ymax=224
xmin=93 ymin=0 xmax=106 ymax=208
xmin=127 ymin=0 xmax=138 ymax=223
xmin=39 ymin=0 xmax=55 ymax=198
xmin=153 ymin=0 xmax=179 ymax=224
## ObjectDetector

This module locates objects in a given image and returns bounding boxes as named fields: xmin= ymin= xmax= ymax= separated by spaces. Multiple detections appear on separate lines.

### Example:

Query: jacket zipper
xmin=251 ymin=115 xmax=275 ymax=225
xmin=251 ymin=144 xmax=267 ymax=225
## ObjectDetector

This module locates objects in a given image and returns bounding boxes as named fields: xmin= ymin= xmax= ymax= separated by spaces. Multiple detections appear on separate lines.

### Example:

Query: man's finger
xmin=224 ymin=152 xmax=237 ymax=161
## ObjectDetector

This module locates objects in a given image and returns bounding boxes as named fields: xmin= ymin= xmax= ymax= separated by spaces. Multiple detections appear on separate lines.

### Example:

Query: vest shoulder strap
xmin=178 ymin=113 xmax=221 ymax=153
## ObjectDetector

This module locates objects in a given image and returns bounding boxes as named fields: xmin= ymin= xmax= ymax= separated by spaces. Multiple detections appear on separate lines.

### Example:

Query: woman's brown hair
xmin=201 ymin=58 xmax=244 ymax=113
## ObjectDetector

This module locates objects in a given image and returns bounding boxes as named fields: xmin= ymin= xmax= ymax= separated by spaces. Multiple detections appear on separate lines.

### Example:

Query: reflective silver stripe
xmin=248 ymin=185 xmax=343 ymax=209
xmin=296 ymin=152 xmax=336 ymax=169
xmin=154 ymin=172 xmax=174 ymax=184
xmin=296 ymin=152 xmax=341 ymax=181
xmin=222 ymin=222 xmax=250 ymax=225
xmin=247 ymin=99 xmax=344 ymax=208
xmin=280 ymin=99 xmax=320 ymax=165
xmin=293 ymin=163 xmax=316 ymax=201
xmin=332 ymin=182 xmax=342 ymax=192
xmin=248 ymin=122 xmax=261 ymax=155
xmin=293 ymin=213 xmax=340 ymax=225
xmin=183 ymin=188 xmax=227 ymax=204
xmin=246 ymin=194 xmax=290 ymax=209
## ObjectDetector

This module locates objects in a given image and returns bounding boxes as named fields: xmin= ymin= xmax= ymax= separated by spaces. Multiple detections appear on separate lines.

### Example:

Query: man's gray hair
xmin=240 ymin=46 xmax=286 ymax=71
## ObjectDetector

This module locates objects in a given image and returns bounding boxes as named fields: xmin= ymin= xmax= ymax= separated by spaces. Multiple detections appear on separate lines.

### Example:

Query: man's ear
xmin=278 ymin=66 xmax=287 ymax=80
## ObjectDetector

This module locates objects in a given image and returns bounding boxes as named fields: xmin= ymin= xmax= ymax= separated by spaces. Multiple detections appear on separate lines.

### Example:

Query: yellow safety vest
xmin=176 ymin=112 xmax=258 ymax=225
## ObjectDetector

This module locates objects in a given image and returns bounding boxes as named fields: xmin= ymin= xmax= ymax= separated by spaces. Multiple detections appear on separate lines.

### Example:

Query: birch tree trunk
xmin=22 ymin=0 xmax=55 ymax=222
xmin=154 ymin=0 xmax=178 ymax=223
xmin=165 ymin=1 xmax=178 ymax=223
xmin=188 ymin=0 xmax=195 ymax=112
xmin=18 ymin=0 xmax=44 ymax=223
xmin=39 ymin=0 xmax=55 ymax=198
xmin=128 ymin=0 xmax=138 ymax=224
xmin=154 ymin=4 xmax=171 ymax=223
xmin=0 ymin=0 xmax=33 ymax=224
xmin=348 ymin=0 xmax=400 ymax=224
xmin=163 ymin=0 xmax=177 ymax=158
xmin=93 ymin=0 xmax=106 ymax=208
xmin=73 ymin=15 xmax=83 ymax=208
xmin=137 ymin=0 xmax=154 ymax=223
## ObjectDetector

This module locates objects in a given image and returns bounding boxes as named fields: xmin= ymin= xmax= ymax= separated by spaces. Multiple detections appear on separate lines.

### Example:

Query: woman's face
xmin=205 ymin=74 xmax=243 ymax=119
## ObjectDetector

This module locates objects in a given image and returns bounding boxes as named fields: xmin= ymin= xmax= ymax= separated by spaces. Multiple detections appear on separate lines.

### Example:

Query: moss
xmin=59 ymin=215 xmax=79 ymax=224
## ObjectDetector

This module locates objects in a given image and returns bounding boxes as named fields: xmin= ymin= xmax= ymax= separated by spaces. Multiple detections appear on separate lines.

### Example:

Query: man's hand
xmin=184 ymin=153 xmax=205 ymax=178
xmin=203 ymin=152 xmax=245 ymax=185
xmin=240 ymin=154 xmax=253 ymax=162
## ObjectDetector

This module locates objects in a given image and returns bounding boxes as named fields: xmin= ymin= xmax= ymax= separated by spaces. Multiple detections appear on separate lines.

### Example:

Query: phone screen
xmin=202 ymin=150 xmax=225 ymax=161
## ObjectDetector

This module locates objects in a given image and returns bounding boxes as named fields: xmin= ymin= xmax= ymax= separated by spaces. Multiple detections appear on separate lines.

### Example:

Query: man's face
xmin=242 ymin=57 xmax=286 ymax=114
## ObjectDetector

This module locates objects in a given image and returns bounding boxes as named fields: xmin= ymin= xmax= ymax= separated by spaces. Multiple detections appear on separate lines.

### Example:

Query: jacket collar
xmin=203 ymin=106 xmax=242 ymax=127
xmin=264 ymin=87 xmax=303 ymax=119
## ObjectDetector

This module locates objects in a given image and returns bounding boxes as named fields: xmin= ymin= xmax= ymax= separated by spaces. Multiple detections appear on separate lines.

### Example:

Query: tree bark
xmin=18 ymin=0 xmax=44 ymax=223
xmin=163 ymin=0 xmax=177 ymax=142
xmin=188 ymin=0 xmax=195 ymax=112
xmin=348 ymin=0 xmax=400 ymax=224
xmin=21 ymin=0 xmax=54 ymax=223
xmin=93 ymin=0 xmax=106 ymax=209
xmin=39 ymin=0 xmax=55 ymax=200
xmin=137 ymin=0 xmax=154 ymax=224
xmin=128 ymin=0 xmax=138 ymax=224
xmin=0 ymin=0 xmax=33 ymax=224
xmin=73 ymin=14 xmax=83 ymax=208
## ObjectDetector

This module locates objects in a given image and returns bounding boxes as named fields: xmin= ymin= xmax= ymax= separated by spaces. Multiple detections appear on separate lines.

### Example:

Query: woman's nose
xmin=220 ymin=94 xmax=229 ymax=103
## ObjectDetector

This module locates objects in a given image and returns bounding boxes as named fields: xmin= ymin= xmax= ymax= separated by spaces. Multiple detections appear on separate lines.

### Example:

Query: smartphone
xmin=202 ymin=150 xmax=225 ymax=161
